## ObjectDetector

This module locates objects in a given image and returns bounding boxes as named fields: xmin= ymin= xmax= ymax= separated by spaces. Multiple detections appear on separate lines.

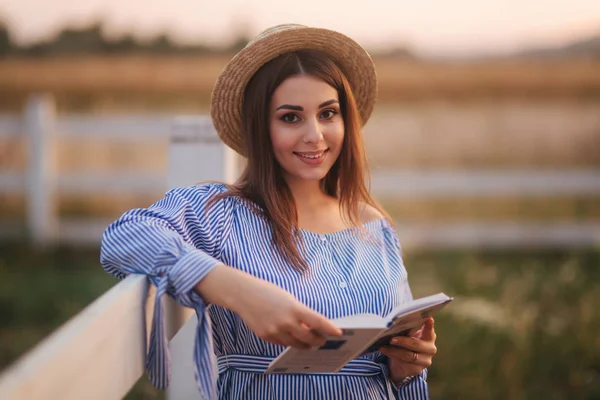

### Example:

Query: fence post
xmin=165 ymin=116 xmax=239 ymax=400
xmin=25 ymin=94 xmax=58 ymax=247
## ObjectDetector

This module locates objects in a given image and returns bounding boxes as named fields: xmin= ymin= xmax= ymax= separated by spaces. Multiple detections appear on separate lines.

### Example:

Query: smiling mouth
xmin=293 ymin=149 xmax=329 ymax=159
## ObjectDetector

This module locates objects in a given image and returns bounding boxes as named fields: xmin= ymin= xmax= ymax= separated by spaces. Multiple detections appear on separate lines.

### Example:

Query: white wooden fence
xmin=0 ymin=105 xmax=238 ymax=399
xmin=0 ymin=95 xmax=215 ymax=246
xmin=1 ymin=95 xmax=599 ymax=249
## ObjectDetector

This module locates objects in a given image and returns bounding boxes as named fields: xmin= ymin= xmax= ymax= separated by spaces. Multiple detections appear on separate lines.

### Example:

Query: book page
xmin=385 ymin=293 xmax=452 ymax=322
xmin=364 ymin=297 xmax=453 ymax=354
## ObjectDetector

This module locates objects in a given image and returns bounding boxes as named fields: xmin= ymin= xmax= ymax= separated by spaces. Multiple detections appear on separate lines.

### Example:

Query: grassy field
xmin=1 ymin=244 xmax=598 ymax=399
xmin=0 ymin=56 xmax=600 ymax=112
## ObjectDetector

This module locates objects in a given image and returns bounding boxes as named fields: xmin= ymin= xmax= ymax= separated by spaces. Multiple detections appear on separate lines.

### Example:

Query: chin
xmin=289 ymin=168 xmax=330 ymax=183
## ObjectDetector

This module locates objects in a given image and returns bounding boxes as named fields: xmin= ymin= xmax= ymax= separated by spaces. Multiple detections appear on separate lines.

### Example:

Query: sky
xmin=0 ymin=0 xmax=599 ymax=57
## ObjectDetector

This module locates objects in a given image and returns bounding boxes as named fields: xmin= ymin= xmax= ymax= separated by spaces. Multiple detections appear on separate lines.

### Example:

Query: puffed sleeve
xmin=100 ymin=182 xmax=233 ymax=399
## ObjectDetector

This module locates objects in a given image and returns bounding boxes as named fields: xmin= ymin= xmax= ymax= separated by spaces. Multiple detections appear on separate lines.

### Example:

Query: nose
xmin=303 ymin=118 xmax=324 ymax=144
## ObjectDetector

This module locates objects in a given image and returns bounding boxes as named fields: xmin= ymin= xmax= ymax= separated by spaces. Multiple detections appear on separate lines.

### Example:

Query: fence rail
xmin=0 ymin=116 xmax=21 ymax=138
xmin=0 ymin=275 xmax=155 ymax=400
xmin=370 ymin=169 xmax=600 ymax=197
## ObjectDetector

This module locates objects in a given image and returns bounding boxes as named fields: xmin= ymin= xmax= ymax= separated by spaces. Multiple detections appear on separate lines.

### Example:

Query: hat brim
xmin=210 ymin=26 xmax=378 ymax=156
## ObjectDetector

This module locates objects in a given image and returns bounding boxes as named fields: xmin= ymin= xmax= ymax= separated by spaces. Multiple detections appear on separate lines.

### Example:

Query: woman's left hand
xmin=380 ymin=317 xmax=437 ymax=384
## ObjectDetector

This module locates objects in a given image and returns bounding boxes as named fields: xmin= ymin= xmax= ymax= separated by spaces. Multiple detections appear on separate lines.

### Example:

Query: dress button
xmin=339 ymin=281 xmax=347 ymax=288
xmin=321 ymin=236 xmax=327 ymax=243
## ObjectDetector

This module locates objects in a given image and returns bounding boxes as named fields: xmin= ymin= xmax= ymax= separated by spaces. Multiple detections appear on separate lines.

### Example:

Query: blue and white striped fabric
xmin=100 ymin=183 xmax=429 ymax=399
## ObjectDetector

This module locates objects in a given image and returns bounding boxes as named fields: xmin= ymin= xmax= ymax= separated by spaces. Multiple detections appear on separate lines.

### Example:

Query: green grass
xmin=0 ymin=243 xmax=115 ymax=366
xmin=0 ymin=243 xmax=598 ymax=399
xmin=404 ymin=250 xmax=600 ymax=399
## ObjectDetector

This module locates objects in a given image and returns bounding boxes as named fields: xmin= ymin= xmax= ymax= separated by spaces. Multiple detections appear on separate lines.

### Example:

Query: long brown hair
xmin=213 ymin=49 xmax=391 ymax=272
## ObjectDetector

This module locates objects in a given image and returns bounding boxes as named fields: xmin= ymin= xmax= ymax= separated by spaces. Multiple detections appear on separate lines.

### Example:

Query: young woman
xmin=101 ymin=24 xmax=437 ymax=399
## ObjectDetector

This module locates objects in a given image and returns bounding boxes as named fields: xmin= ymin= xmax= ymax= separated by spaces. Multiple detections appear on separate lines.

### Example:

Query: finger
xmin=412 ymin=327 xmax=424 ymax=339
xmin=390 ymin=336 xmax=437 ymax=355
xmin=279 ymin=332 xmax=312 ymax=349
xmin=419 ymin=318 xmax=436 ymax=342
xmin=299 ymin=308 xmax=343 ymax=337
xmin=290 ymin=323 xmax=327 ymax=348
xmin=380 ymin=346 xmax=432 ymax=368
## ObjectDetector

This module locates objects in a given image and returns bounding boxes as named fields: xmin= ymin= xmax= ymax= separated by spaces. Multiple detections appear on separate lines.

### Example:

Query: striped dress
xmin=100 ymin=183 xmax=428 ymax=399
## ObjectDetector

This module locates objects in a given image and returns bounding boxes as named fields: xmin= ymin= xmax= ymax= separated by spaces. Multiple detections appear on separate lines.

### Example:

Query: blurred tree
xmin=0 ymin=19 xmax=12 ymax=57
xmin=228 ymin=34 xmax=251 ymax=53
xmin=104 ymin=34 xmax=140 ymax=53
xmin=51 ymin=22 xmax=106 ymax=54
xmin=148 ymin=34 xmax=175 ymax=54
xmin=516 ymin=28 xmax=600 ymax=59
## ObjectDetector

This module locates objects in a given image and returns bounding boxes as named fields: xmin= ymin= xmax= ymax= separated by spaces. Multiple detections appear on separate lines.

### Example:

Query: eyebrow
xmin=275 ymin=99 xmax=339 ymax=111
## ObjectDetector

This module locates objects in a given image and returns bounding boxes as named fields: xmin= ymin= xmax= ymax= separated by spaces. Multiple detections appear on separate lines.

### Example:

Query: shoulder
xmin=165 ymin=182 xmax=240 ymax=217
xmin=358 ymin=203 xmax=385 ymax=224
xmin=167 ymin=182 xmax=229 ymax=202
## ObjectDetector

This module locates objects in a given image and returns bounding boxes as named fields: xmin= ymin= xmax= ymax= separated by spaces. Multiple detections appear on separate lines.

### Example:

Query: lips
xmin=294 ymin=150 xmax=327 ymax=159
xmin=293 ymin=149 xmax=329 ymax=165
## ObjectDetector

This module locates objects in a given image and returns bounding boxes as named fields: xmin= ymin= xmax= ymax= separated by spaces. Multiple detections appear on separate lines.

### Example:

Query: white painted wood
xmin=8 ymin=168 xmax=600 ymax=200
xmin=0 ymin=275 xmax=154 ymax=400
xmin=167 ymin=116 xmax=237 ymax=187
xmin=58 ymin=218 xmax=117 ymax=245
xmin=0 ymin=172 xmax=25 ymax=193
xmin=57 ymin=114 xmax=181 ymax=139
xmin=370 ymin=169 xmax=600 ymax=197
xmin=167 ymin=313 xmax=200 ymax=399
xmin=57 ymin=172 xmax=164 ymax=195
xmin=0 ymin=115 xmax=22 ymax=138
xmin=8 ymin=167 xmax=600 ymax=201
xmin=166 ymin=116 xmax=239 ymax=400
xmin=25 ymin=95 xmax=58 ymax=247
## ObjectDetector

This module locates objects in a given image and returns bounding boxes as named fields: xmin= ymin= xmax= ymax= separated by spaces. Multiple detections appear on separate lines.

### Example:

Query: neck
xmin=285 ymin=177 xmax=331 ymax=215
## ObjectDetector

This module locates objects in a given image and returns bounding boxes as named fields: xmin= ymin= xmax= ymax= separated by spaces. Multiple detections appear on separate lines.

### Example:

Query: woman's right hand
xmin=195 ymin=263 xmax=343 ymax=348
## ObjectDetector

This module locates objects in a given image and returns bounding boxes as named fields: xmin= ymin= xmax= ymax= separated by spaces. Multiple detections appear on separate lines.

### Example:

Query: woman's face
xmin=269 ymin=75 xmax=344 ymax=185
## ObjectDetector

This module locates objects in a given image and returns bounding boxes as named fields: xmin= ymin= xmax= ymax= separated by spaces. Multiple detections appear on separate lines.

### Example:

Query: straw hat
xmin=210 ymin=24 xmax=378 ymax=156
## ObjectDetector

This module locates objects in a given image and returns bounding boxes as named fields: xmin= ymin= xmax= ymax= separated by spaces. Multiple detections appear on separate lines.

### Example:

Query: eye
xmin=280 ymin=113 xmax=301 ymax=123
xmin=320 ymin=109 xmax=338 ymax=120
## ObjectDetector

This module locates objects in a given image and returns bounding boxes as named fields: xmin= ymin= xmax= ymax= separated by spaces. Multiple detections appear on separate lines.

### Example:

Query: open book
xmin=265 ymin=292 xmax=453 ymax=374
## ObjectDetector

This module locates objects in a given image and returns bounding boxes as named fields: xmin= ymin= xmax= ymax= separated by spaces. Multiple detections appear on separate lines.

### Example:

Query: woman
xmin=101 ymin=24 xmax=437 ymax=399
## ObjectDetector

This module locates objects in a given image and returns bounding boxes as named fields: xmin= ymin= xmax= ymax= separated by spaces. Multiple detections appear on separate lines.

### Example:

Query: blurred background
xmin=0 ymin=0 xmax=599 ymax=399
